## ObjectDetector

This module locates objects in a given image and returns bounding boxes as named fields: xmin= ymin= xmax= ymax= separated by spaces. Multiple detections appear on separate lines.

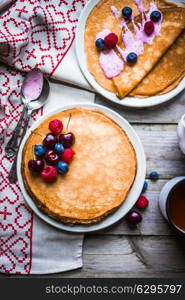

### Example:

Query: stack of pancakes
xmin=22 ymin=108 xmax=136 ymax=224
xmin=85 ymin=0 xmax=185 ymax=98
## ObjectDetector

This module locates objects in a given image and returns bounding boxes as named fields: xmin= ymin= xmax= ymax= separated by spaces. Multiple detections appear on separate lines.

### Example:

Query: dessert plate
xmin=75 ymin=0 xmax=185 ymax=108
xmin=17 ymin=103 xmax=146 ymax=233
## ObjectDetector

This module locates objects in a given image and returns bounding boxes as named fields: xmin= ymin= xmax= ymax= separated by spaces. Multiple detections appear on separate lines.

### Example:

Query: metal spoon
xmin=8 ymin=77 xmax=50 ymax=184
xmin=5 ymin=69 xmax=44 ymax=159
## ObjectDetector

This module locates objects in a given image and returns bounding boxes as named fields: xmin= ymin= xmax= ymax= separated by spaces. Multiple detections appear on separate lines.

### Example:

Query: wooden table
xmin=2 ymin=87 xmax=185 ymax=278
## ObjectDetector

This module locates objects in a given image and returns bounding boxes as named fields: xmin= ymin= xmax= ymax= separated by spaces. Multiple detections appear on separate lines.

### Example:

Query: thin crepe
xmin=85 ymin=0 xmax=185 ymax=99
xmin=84 ymin=0 xmax=174 ymax=94
xmin=113 ymin=7 xmax=185 ymax=98
xmin=130 ymin=30 xmax=185 ymax=97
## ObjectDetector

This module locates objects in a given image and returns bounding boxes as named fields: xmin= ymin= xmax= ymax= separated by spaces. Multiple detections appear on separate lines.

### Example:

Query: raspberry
xmin=104 ymin=33 xmax=118 ymax=49
xmin=144 ymin=21 xmax=154 ymax=36
xmin=49 ymin=119 xmax=63 ymax=135
xmin=61 ymin=148 xmax=75 ymax=164
xmin=41 ymin=166 xmax=58 ymax=182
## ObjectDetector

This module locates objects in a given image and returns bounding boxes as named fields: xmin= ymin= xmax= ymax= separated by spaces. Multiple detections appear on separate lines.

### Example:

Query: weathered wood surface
xmin=96 ymin=91 xmax=185 ymax=124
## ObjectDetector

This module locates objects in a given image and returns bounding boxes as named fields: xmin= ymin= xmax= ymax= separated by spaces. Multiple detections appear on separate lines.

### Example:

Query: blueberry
xmin=150 ymin=11 xmax=161 ymax=22
xmin=126 ymin=52 xmax=137 ymax=65
xmin=95 ymin=38 xmax=105 ymax=50
xmin=122 ymin=6 xmax=132 ymax=20
xmin=142 ymin=180 xmax=148 ymax=193
xmin=54 ymin=143 xmax=64 ymax=154
xmin=34 ymin=145 xmax=46 ymax=157
xmin=149 ymin=171 xmax=159 ymax=180
xmin=57 ymin=161 xmax=69 ymax=174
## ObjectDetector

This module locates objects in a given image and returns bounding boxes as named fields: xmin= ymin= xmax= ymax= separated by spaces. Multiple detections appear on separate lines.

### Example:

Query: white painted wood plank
xmin=96 ymin=90 xmax=185 ymax=124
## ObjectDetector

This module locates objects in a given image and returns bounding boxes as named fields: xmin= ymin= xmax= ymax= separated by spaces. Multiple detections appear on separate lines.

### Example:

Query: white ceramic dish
xmin=75 ymin=0 xmax=185 ymax=108
xmin=17 ymin=103 xmax=146 ymax=233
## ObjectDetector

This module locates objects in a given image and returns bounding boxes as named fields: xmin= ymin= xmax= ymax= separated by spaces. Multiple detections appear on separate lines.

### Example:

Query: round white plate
xmin=75 ymin=0 xmax=185 ymax=108
xmin=17 ymin=103 xmax=146 ymax=233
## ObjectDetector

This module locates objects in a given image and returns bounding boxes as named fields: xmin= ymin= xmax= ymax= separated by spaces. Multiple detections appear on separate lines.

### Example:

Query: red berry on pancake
xmin=144 ymin=21 xmax=154 ymax=36
xmin=136 ymin=195 xmax=149 ymax=210
xmin=41 ymin=166 xmax=58 ymax=182
xmin=104 ymin=33 xmax=118 ymax=49
xmin=61 ymin=148 xmax=75 ymax=164
xmin=49 ymin=119 xmax=63 ymax=135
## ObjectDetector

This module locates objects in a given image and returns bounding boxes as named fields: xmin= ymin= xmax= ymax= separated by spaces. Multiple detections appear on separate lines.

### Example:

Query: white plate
xmin=75 ymin=0 xmax=185 ymax=108
xmin=17 ymin=103 xmax=146 ymax=233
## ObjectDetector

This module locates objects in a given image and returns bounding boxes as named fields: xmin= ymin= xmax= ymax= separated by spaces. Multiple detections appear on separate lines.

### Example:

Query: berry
xmin=43 ymin=133 xmax=57 ymax=149
xmin=149 ymin=171 xmax=159 ymax=180
xmin=28 ymin=159 xmax=44 ymax=173
xmin=49 ymin=119 xmax=63 ymax=135
xmin=61 ymin=148 xmax=75 ymax=164
xmin=126 ymin=52 xmax=137 ymax=65
xmin=122 ymin=6 xmax=132 ymax=20
xmin=126 ymin=210 xmax=142 ymax=225
xmin=95 ymin=38 xmax=105 ymax=50
xmin=142 ymin=180 xmax=148 ymax=193
xmin=144 ymin=21 xmax=154 ymax=36
xmin=136 ymin=196 xmax=149 ymax=210
xmin=104 ymin=33 xmax=118 ymax=49
xmin=150 ymin=11 xmax=161 ymax=22
xmin=34 ymin=145 xmax=46 ymax=157
xmin=45 ymin=150 xmax=59 ymax=165
xmin=41 ymin=166 xmax=58 ymax=182
xmin=57 ymin=161 xmax=69 ymax=174
xmin=59 ymin=132 xmax=75 ymax=148
xmin=54 ymin=143 xmax=64 ymax=154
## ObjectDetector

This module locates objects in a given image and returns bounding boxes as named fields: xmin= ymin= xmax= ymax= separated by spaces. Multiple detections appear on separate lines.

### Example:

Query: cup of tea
xmin=159 ymin=176 xmax=185 ymax=235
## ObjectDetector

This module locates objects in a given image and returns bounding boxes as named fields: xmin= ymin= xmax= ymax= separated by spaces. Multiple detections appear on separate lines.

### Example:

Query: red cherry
xmin=45 ymin=150 xmax=59 ymax=165
xmin=104 ymin=33 xmax=118 ymax=49
xmin=61 ymin=148 xmax=75 ymax=164
xmin=144 ymin=21 xmax=154 ymax=36
xmin=136 ymin=195 xmax=149 ymax=210
xmin=41 ymin=166 xmax=58 ymax=182
xmin=49 ymin=119 xmax=63 ymax=135
xmin=126 ymin=210 xmax=142 ymax=225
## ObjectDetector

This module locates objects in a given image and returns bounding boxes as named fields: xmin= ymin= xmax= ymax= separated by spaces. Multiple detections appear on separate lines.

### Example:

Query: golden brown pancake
xmin=22 ymin=108 xmax=137 ymax=224
xmin=85 ymin=0 xmax=185 ymax=99
xmin=130 ymin=30 xmax=185 ymax=97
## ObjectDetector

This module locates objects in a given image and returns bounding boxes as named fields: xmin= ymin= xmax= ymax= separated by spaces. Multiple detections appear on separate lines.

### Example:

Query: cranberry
xmin=43 ymin=133 xmax=57 ymax=149
xmin=104 ymin=33 xmax=118 ymax=49
xmin=126 ymin=211 xmax=142 ymax=225
xmin=45 ymin=150 xmax=59 ymax=165
xmin=28 ymin=159 xmax=44 ymax=173
xmin=136 ymin=196 xmax=149 ymax=210
xmin=49 ymin=119 xmax=63 ymax=135
xmin=61 ymin=148 xmax=75 ymax=164
xmin=41 ymin=166 xmax=58 ymax=182
xmin=144 ymin=21 xmax=154 ymax=36
xmin=59 ymin=132 xmax=75 ymax=148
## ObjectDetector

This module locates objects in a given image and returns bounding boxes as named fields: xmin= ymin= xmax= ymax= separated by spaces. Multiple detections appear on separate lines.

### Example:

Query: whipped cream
xmin=111 ymin=6 xmax=119 ymax=19
xmin=96 ymin=29 xmax=124 ymax=78
xmin=99 ymin=49 xmax=124 ymax=78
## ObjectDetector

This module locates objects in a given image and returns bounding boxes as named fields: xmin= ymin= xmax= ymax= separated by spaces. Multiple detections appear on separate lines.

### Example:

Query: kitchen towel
xmin=0 ymin=0 xmax=95 ymax=274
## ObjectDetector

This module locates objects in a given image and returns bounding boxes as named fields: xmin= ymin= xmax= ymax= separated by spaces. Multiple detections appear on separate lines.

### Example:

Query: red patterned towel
xmin=0 ymin=0 xmax=93 ymax=274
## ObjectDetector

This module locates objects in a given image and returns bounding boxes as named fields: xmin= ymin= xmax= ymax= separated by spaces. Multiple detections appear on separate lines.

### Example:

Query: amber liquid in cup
xmin=167 ymin=179 xmax=185 ymax=233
